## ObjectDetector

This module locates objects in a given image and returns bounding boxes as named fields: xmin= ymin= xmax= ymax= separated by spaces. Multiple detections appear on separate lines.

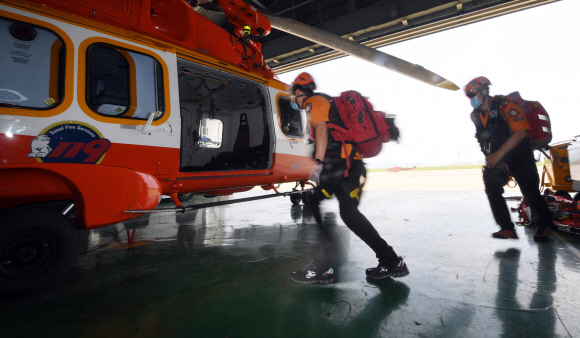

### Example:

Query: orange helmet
xmin=290 ymin=72 xmax=316 ymax=94
xmin=464 ymin=76 xmax=491 ymax=98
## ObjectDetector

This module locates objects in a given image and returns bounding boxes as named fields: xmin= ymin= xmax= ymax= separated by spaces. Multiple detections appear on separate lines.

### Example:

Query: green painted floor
xmin=1 ymin=190 xmax=579 ymax=338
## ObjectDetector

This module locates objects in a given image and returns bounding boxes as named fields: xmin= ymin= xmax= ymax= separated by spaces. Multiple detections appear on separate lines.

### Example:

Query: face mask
xmin=290 ymin=97 xmax=300 ymax=110
xmin=470 ymin=96 xmax=483 ymax=109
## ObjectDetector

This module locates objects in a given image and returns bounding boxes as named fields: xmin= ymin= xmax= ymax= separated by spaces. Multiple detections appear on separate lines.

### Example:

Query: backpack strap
xmin=345 ymin=143 xmax=358 ymax=178
xmin=473 ymin=95 xmax=509 ymax=129
xmin=472 ymin=95 xmax=506 ymax=118
xmin=305 ymin=92 xmax=332 ymax=103
xmin=492 ymin=95 xmax=510 ymax=125
xmin=339 ymin=141 xmax=359 ymax=178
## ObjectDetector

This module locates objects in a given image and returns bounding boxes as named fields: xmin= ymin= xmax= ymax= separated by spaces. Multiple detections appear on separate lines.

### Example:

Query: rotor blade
xmin=263 ymin=13 xmax=459 ymax=91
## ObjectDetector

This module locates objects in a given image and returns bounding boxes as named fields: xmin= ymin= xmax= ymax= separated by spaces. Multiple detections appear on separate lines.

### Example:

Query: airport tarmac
xmin=1 ymin=169 xmax=579 ymax=338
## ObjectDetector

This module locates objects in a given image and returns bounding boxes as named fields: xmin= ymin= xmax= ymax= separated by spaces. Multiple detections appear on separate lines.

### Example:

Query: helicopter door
xmin=176 ymin=59 xmax=273 ymax=172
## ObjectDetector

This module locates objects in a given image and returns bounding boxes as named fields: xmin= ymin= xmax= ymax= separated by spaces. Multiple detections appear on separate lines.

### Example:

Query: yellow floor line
xmin=553 ymin=232 xmax=580 ymax=259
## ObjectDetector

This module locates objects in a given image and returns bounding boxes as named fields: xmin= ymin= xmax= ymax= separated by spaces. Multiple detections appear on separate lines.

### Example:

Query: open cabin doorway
xmin=177 ymin=59 xmax=273 ymax=172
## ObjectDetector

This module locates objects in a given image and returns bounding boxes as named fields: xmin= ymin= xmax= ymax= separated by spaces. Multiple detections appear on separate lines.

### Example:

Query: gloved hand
xmin=309 ymin=164 xmax=323 ymax=183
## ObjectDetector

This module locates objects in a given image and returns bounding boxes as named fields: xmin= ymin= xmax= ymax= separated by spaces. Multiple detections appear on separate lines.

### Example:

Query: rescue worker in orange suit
xmin=288 ymin=72 xmax=409 ymax=284
xmin=466 ymin=76 xmax=551 ymax=242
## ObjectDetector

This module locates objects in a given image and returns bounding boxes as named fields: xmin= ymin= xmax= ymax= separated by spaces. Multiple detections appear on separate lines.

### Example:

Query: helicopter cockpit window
xmin=0 ymin=17 xmax=65 ymax=110
xmin=86 ymin=43 xmax=165 ymax=120
xmin=177 ymin=60 xmax=272 ymax=172
xmin=278 ymin=96 xmax=305 ymax=138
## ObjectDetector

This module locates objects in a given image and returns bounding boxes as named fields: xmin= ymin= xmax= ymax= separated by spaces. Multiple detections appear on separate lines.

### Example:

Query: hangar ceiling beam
xmin=265 ymin=0 xmax=558 ymax=74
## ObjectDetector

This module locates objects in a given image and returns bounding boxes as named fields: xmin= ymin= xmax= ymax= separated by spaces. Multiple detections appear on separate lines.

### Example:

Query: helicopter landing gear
xmin=290 ymin=181 xmax=314 ymax=205
xmin=290 ymin=193 xmax=301 ymax=205
xmin=301 ymin=190 xmax=313 ymax=205
xmin=177 ymin=193 xmax=194 ymax=202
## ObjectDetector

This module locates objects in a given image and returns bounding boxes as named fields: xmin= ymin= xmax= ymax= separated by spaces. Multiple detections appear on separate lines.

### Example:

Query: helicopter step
xmin=125 ymin=189 xmax=314 ymax=214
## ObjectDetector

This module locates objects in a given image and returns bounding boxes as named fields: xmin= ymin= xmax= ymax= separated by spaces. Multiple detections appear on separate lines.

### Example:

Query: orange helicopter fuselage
xmin=0 ymin=0 xmax=313 ymax=230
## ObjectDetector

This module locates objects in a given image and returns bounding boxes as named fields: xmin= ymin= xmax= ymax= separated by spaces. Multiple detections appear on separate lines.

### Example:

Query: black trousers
xmin=310 ymin=159 xmax=398 ymax=266
xmin=483 ymin=148 xmax=552 ymax=231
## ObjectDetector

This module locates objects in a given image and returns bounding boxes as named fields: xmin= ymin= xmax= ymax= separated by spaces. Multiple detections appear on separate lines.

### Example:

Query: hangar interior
xmin=195 ymin=0 xmax=558 ymax=74
xmin=1 ymin=1 xmax=578 ymax=338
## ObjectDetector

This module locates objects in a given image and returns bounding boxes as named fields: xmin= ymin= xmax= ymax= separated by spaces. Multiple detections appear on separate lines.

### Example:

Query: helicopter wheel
xmin=290 ymin=193 xmax=302 ymax=205
xmin=177 ymin=193 xmax=194 ymax=202
xmin=301 ymin=191 xmax=312 ymax=205
xmin=0 ymin=209 xmax=80 ymax=294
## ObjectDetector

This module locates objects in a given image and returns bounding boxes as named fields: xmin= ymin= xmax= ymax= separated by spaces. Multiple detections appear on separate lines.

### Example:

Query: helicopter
xmin=0 ymin=0 xmax=458 ymax=292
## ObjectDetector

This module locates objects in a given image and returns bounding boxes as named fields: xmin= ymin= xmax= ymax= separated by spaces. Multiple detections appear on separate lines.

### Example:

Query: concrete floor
xmin=1 ymin=173 xmax=580 ymax=337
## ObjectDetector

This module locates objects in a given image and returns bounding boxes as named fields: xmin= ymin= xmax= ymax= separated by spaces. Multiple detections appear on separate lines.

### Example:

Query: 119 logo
xmin=29 ymin=122 xmax=111 ymax=164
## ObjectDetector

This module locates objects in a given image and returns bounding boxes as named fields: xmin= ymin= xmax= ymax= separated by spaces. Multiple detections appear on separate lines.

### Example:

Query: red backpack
xmin=324 ymin=91 xmax=393 ymax=175
xmin=504 ymin=92 xmax=552 ymax=149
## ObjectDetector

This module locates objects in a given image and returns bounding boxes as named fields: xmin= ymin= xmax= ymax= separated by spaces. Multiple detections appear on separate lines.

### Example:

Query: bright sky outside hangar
xmin=279 ymin=0 xmax=579 ymax=168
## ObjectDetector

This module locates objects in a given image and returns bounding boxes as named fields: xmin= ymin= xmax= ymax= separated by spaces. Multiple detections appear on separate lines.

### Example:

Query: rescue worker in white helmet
xmin=288 ymin=72 xmax=409 ymax=284
xmin=466 ymin=76 xmax=552 ymax=241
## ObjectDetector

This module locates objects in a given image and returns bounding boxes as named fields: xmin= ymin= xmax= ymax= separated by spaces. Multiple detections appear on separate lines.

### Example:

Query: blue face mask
xmin=290 ymin=100 xmax=300 ymax=110
xmin=470 ymin=96 xmax=483 ymax=109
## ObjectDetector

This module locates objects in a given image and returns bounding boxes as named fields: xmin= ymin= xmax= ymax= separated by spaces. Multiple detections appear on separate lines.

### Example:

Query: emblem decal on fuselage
xmin=28 ymin=121 xmax=111 ymax=164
